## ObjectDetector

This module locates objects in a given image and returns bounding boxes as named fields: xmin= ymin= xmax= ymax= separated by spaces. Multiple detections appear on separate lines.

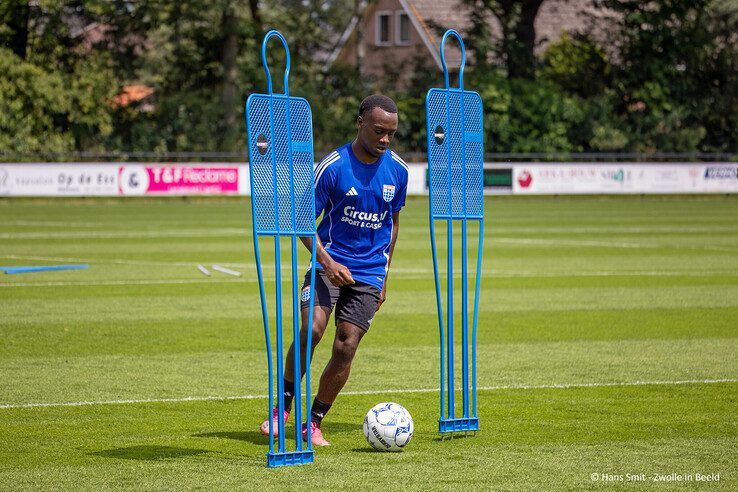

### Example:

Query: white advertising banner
xmin=0 ymin=163 xmax=249 ymax=197
xmin=512 ymin=163 xmax=738 ymax=194
xmin=2 ymin=162 xmax=736 ymax=196
xmin=0 ymin=162 xmax=426 ymax=197
xmin=0 ymin=164 xmax=119 ymax=196
xmin=406 ymin=163 xmax=426 ymax=195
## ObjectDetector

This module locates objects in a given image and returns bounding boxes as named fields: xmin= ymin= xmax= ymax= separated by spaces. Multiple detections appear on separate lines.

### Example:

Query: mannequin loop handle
xmin=261 ymin=30 xmax=291 ymax=96
xmin=440 ymin=29 xmax=466 ymax=91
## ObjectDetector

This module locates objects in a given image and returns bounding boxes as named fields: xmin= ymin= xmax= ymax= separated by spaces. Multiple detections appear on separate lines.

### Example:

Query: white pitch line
xmin=1 ymin=378 xmax=734 ymax=410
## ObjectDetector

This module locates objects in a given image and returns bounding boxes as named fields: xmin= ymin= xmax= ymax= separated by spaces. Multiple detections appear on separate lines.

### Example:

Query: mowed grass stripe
xmin=3 ymin=284 xmax=738 ymax=327
xmin=1 ymin=378 xmax=735 ymax=410
xmin=1 ymin=307 xmax=735 ymax=363
xmin=1 ymin=339 xmax=735 ymax=405
xmin=3 ymin=235 xmax=737 ymax=256
xmin=4 ymin=271 xmax=738 ymax=290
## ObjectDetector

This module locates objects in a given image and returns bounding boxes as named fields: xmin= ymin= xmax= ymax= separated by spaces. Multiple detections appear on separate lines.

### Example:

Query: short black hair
xmin=359 ymin=94 xmax=398 ymax=118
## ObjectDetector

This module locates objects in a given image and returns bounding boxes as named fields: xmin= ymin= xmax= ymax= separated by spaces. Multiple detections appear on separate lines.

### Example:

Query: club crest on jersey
xmin=301 ymin=286 xmax=310 ymax=302
xmin=382 ymin=184 xmax=395 ymax=202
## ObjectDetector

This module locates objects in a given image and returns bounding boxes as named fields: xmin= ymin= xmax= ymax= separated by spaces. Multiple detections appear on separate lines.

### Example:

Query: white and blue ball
xmin=363 ymin=402 xmax=414 ymax=452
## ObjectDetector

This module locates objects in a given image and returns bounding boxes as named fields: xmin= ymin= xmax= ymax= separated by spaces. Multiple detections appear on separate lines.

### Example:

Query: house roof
xmin=327 ymin=0 xmax=468 ymax=70
xmin=406 ymin=0 xmax=469 ymax=28
xmin=329 ymin=0 xmax=599 ymax=70
xmin=401 ymin=0 xmax=474 ymax=69
xmin=112 ymin=84 xmax=155 ymax=108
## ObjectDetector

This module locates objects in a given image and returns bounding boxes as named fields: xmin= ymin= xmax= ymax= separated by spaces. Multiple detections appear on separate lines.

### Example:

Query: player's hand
xmin=323 ymin=260 xmax=354 ymax=287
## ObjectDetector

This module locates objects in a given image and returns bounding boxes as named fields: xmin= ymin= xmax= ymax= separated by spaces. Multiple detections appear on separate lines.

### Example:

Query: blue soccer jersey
xmin=313 ymin=143 xmax=409 ymax=290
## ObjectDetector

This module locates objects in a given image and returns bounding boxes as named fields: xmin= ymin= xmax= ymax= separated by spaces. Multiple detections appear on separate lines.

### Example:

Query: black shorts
xmin=300 ymin=269 xmax=382 ymax=331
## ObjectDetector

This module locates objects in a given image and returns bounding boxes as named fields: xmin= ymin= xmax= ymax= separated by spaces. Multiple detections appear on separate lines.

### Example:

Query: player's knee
xmin=309 ymin=326 xmax=324 ymax=346
xmin=300 ymin=325 xmax=323 ymax=347
xmin=333 ymin=337 xmax=359 ymax=363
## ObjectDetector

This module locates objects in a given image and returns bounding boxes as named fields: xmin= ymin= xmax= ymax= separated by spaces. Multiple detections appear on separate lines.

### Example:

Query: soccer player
xmin=259 ymin=94 xmax=408 ymax=446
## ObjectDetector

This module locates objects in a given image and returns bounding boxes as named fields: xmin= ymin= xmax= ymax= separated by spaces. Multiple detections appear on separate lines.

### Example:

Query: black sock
xmin=282 ymin=379 xmax=295 ymax=411
xmin=310 ymin=398 xmax=331 ymax=425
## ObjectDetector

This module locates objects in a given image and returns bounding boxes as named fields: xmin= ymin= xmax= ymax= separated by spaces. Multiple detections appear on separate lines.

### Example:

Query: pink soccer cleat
xmin=302 ymin=421 xmax=330 ymax=446
xmin=259 ymin=408 xmax=290 ymax=436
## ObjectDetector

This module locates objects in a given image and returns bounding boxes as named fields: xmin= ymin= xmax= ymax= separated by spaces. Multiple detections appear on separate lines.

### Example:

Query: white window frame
xmin=375 ymin=11 xmax=392 ymax=46
xmin=395 ymin=10 xmax=411 ymax=46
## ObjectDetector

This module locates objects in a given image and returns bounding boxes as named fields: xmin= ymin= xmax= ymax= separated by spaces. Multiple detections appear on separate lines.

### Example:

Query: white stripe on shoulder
xmin=390 ymin=151 xmax=409 ymax=172
xmin=313 ymin=152 xmax=340 ymax=182
xmin=314 ymin=154 xmax=340 ymax=186
xmin=314 ymin=151 xmax=339 ymax=172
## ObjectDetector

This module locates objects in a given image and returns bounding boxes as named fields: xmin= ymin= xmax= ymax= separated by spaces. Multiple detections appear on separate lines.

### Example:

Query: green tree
xmin=470 ymin=70 xmax=587 ymax=153
xmin=540 ymin=33 xmax=611 ymax=98
xmin=255 ymin=1 xmax=367 ymax=155
xmin=599 ymin=0 xmax=738 ymax=152
xmin=0 ymin=2 xmax=117 ymax=155
xmin=0 ymin=0 xmax=31 ymax=59
xmin=112 ymin=0 xmax=356 ymax=153
xmin=108 ymin=1 xmax=262 ymax=152
xmin=0 ymin=48 xmax=115 ymax=155
xmin=463 ymin=0 xmax=547 ymax=79
xmin=539 ymin=33 xmax=627 ymax=152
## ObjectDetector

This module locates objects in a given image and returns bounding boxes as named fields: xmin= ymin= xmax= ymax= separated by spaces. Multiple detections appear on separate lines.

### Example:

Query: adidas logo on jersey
xmin=346 ymin=187 xmax=358 ymax=196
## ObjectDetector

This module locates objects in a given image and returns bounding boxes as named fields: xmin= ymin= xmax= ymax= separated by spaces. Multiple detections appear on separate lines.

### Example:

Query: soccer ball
xmin=363 ymin=402 xmax=414 ymax=452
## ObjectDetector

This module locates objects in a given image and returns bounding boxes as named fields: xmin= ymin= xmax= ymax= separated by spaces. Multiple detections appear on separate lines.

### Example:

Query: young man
xmin=259 ymin=94 xmax=408 ymax=446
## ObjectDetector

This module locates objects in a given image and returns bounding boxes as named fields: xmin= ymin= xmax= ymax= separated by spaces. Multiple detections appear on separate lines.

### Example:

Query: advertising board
xmin=512 ymin=163 xmax=738 ymax=194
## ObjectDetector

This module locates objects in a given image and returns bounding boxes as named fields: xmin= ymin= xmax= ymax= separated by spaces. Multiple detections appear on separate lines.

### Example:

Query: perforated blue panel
xmin=427 ymin=88 xmax=484 ymax=219
xmin=246 ymin=94 xmax=315 ymax=234
xmin=463 ymin=92 xmax=483 ymax=217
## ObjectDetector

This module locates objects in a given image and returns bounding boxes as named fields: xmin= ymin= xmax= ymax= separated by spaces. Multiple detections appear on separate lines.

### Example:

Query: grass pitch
xmin=0 ymin=195 xmax=736 ymax=490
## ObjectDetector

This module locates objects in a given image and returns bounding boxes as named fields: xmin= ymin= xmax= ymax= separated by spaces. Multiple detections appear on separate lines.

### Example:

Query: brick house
xmin=328 ymin=0 xmax=602 ymax=82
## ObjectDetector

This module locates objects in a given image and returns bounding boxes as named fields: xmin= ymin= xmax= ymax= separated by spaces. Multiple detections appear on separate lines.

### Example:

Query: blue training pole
xmin=427 ymin=29 xmax=484 ymax=435
xmin=245 ymin=29 xmax=317 ymax=467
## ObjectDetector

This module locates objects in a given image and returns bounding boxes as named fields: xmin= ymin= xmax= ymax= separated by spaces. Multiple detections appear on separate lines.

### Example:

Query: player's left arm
xmin=376 ymin=211 xmax=400 ymax=311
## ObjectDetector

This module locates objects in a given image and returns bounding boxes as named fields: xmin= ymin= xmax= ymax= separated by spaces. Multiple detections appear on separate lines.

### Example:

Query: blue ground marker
xmin=426 ymin=30 xmax=485 ymax=435
xmin=244 ymin=30 xmax=317 ymax=468
xmin=2 ymin=264 xmax=90 ymax=275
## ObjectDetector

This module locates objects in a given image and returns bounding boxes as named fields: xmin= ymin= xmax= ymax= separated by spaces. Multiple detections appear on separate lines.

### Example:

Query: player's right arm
xmin=299 ymin=236 xmax=354 ymax=286
xmin=304 ymin=151 xmax=354 ymax=287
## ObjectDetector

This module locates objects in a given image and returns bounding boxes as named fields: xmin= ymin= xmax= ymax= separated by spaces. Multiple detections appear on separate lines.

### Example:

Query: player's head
xmin=356 ymin=94 xmax=398 ymax=158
